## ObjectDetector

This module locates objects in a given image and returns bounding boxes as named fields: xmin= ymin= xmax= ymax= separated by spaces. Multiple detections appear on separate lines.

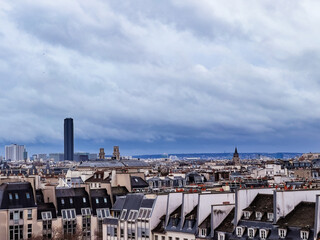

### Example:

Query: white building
xmin=5 ymin=144 xmax=25 ymax=161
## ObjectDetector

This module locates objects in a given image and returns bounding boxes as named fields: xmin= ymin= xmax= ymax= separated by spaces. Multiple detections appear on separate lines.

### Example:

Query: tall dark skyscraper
xmin=64 ymin=118 xmax=74 ymax=160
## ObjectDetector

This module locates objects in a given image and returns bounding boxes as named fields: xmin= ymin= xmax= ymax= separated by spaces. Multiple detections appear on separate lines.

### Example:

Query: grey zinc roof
xmin=112 ymin=196 xmax=126 ymax=211
xmin=55 ymin=187 xmax=87 ymax=197
xmin=141 ymin=198 xmax=155 ymax=208
xmin=104 ymin=217 xmax=119 ymax=225
xmin=123 ymin=194 xmax=144 ymax=211
xmin=79 ymin=161 xmax=124 ymax=168
xmin=121 ymin=160 xmax=149 ymax=167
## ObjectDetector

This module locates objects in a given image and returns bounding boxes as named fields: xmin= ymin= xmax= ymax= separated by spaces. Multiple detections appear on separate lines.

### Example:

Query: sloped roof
xmin=131 ymin=176 xmax=149 ymax=188
xmin=277 ymin=202 xmax=315 ymax=228
xmin=244 ymin=194 xmax=273 ymax=212
xmin=215 ymin=208 xmax=235 ymax=233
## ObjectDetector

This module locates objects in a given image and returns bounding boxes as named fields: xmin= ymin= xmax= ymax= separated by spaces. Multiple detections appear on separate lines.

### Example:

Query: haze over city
xmin=1 ymin=1 xmax=320 ymax=155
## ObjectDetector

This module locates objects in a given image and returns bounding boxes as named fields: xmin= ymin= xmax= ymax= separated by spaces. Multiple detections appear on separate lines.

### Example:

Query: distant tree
xmin=94 ymin=229 xmax=103 ymax=240
xmin=51 ymin=226 xmax=83 ymax=240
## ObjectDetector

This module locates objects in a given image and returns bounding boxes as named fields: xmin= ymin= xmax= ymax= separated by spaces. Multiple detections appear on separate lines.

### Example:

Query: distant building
xmin=37 ymin=154 xmax=47 ymax=160
xmin=99 ymin=148 xmax=105 ymax=160
xmin=64 ymin=118 xmax=74 ymax=160
xmin=5 ymin=144 xmax=25 ymax=161
xmin=89 ymin=153 xmax=98 ymax=160
xmin=232 ymin=147 xmax=240 ymax=165
xmin=113 ymin=146 xmax=120 ymax=160
xmin=74 ymin=152 xmax=89 ymax=162
xmin=49 ymin=153 xmax=64 ymax=161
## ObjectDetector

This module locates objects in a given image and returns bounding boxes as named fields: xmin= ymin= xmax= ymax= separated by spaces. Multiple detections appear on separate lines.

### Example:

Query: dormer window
xmin=70 ymin=198 xmax=73 ymax=204
xmin=26 ymin=193 xmax=30 ymax=199
xmin=279 ymin=229 xmax=287 ymax=239
xmin=248 ymin=228 xmax=256 ymax=238
xmin=41 ymin=211 xmax=52 ymax=220
xmin=236 ymin=227 xmax=244 ymax=237
xmin=83 ymin=197 xmax=86 ymax=203
xmin=187 ymin=220 xmax=193 ymax=229
xmin=255 ymin=211 xmax=262 ymax=220
xmin=9 ymin=193 xmax=13 ymax=200
xmin=301 ymin=230 xmax=309 ymax=240
xmin=96 ymin=198 xmax=99 ymax=204
xmin=243 ymin=211 xmax=251 ymax=219
xmin=61 ymin=198 xmax=65 ymax=205
xmin=199 ymin=228 xmax=207 ymax=237
xmin=104 ymin=197 xmax=107 ymax=203
xmin=120 ymin=209 xmax=127 ymax=220
xmin=267 ymin=213 xmax=274 ymax=221
xmin=259 ymin=229 xmax=268 ymax=240
xmin=81 ymin=208 xmax=91 ymax=216
xmin=15 ymin=193 xmax=19 ymax=199
xmin=218 ymin=232 xmax=225 ymax=240
xmin=172 ymin=218 xmax=178 ymax=227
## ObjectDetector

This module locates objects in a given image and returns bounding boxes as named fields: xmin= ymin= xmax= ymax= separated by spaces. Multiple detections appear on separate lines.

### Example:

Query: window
xmin=15 ymin=193 xmax=19 ymax=200
xmin=279 ymin=229 xmax=287 ymax=238
xmin=155 ymin=235 xmax=158 ymax=240
xmin=255 ymin=211 xmax=262 ymax=220
xmin=9 ymin=193 xmax=13 ymax=200
xmin=82 ymin=208 xmax=91 ymax=238
xmin=81 ymin=208 xmax=91 ymax=216
xmin=61 ymin=209 xmax=76 ymax=220
xmin=27 ymin=209 xmax=32 ymax=219
xmin=127 ymin=210 xmax=138 ymax=222
xmin=248 ymin=228 xmax=255 ymax=238
xmin=27 ymin=224 xmax=32 ymax=238
xmin=104 ymin=197 xmax=107 ymax=203
xmin=61 ymin=198 xmax=65 ymax=205
xmin=42 ymin=214 xmax=52 ymax=240
xmin=187 ymin=220 xmax=193 ymax=229
xmin=301 ymin=230 xmax=309 ymax=240
xmin=243 ymin=211 xmax=251 ymax=219
xmin=218 ymin=232 xmax=225 ymax=240
xmin=62 ymin=209 xmax=77 ymax=237
xmin=175 ymin=238 xmax=179 ymax=240
xmin=260 ymin=229 xmax=267 ymax=240
xmin=120 ymin=228 xmax=124 ymax=237
xmin=26 ymin=192 xmax=30 ymax=199
xmin=9 ymin=225 xmax=23 ymax=240
xmin=9 ymin=210 xmax=23 ymax=225
xmin=267 ymin=212 xmax=274 ymax=221
xmin=138 ymin=209 xmax=144 ymax=219
xmin=97 ymin=208 xmax=110 ymax=219
xmin=162 ymin=237 xmax=165 ymax=240
xmin=169 ymin=237 xmax=172 ymax=240
xmin=120 ymin=209 xmax=127 ymax=220
xmin=83 ymin=197 xmax=86 ymax=203
xmin=69 ymin=198 xmax=73 ymax=204
xmin=41 ymin=212 xmax=52 ymax=220
xmin=200 ymin=228 xmax=207 ymax=237
xmin=236 ymin=227 xmax=244 ymax=237
xmin=96 ymin=198 xmax=99 ymax=204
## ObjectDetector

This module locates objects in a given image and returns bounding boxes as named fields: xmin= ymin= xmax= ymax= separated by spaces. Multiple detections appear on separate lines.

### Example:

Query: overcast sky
xmin=1 ymin=0 xmax=320 ymax=155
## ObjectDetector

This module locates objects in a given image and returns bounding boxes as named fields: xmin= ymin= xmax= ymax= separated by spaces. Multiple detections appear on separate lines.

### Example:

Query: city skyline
xmin=1 ymin=1 xmax=320 ymax=155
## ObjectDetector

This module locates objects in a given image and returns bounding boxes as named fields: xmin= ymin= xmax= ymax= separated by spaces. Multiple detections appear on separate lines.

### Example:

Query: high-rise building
xmin=64 ymin=118 xmax=74 ymax=160
xmin=5 ymin=144 xmax=26 ymax=161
